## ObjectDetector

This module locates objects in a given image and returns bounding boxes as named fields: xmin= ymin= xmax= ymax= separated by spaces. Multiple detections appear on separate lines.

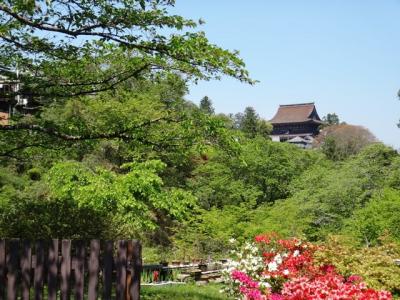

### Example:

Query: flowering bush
xmin=223 ymin=233 xmax=392 ymax=300
xmin=314 ymin=235 xmax=400 ymax=294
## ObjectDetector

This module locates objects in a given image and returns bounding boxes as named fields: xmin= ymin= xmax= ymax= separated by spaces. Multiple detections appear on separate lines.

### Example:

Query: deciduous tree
xmin=314 ymin=124 xmax=377 ymax=160
xmin=0 ymin=0 xmax=253 ymax=100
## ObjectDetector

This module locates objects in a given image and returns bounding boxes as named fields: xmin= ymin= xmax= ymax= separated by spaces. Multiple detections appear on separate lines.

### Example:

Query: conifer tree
xmin=199 ymin=96 xmax=215 ymax=115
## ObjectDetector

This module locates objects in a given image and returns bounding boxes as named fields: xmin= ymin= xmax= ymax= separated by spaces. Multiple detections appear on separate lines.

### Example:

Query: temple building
xmin=269 ymin=102 xmax=323 ymax=148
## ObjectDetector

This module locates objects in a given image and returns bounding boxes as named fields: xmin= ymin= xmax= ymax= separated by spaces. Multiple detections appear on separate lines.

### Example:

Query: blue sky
xmin=170 ymin=1 xmax=400 ymax=149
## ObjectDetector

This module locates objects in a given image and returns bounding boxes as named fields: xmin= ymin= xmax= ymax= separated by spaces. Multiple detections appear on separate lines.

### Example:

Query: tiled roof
xmin=270 ymin=102 xmax=322 ymax=124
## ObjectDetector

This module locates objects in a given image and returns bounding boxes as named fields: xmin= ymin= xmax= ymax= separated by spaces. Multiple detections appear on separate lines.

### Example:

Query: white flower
xmin=274 ymin=254 xmax=282 ymax=265
xmin=260 ymin=282 xmax=271 ymax=289
xmin=283 ymin=269 xmax=289 ymax=275
xmin=293 ymin=250 xmax=300 ymax=257
xmin=229 ymin=238 xmax=236 ymax=244
xmin=268 ymin=261 xmax=278 ymax=272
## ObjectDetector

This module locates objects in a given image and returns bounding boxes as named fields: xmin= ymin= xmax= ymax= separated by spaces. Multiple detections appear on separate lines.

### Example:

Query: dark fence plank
xmin=48 ymin=239 xmax=58 ymax=300
xmin=7 ymin=239 xmax=19 ymax=300
xmin=126 ymin=241 xmax=133 ymax=300
xmin=34 ymin=241 xmax=44 ymax=300
xmin=88 ymin=240 xmax=100 ymax=300
xmin=103 ymin=241 xmax=113 ymax=300
xmin=0 ymin=240 xmax=5 ymax=300
xmin=74 ymin=241 xmax=85 ymax=300
xmin=0 ymin=239 xmax=142 ymax=299
xmin=20 ymin=240 xmax=31 ymax=300
xmin=116 ymin=240 xmax=127 ymax=300
xmin=130 ymin=240 xmax=142 ymax=300
xmin=61 ymin=240 xmax=72 ymax=300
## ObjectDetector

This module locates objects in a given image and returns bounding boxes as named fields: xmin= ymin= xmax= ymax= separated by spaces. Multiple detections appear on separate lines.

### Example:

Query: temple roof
xmin=269 ymin=102 xmax=322 ymax=124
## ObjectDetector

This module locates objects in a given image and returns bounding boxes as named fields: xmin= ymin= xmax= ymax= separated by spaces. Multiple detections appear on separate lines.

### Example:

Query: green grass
xmin=141 ymin=283 xmax=231 ymax=300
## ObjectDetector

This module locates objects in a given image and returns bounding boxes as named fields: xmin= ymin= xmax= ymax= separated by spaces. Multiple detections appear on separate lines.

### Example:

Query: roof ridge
xmin=279 ymin=102 xmax=314 ymax=107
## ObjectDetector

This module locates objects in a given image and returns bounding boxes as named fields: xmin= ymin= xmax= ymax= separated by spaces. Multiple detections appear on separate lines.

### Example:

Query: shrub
xmin=223 ymin=233 xmax=393 ymax=300
xmin=314 ymin=235 xmax=400 ymax=296
xmin=344 ymin=189 xmax=400 ymax=245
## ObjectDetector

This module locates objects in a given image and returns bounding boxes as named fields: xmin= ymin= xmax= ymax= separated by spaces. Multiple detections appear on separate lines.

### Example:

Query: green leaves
xmin=45 ymin=159 xmax=196 ymax=235
xmin=0 ymin=0 xmax=253 ymax=99
xmin=346 ymin=188 xmax=400 ymax=245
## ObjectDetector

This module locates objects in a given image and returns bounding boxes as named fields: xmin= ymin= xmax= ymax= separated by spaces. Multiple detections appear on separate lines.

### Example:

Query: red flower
xmin=229 ymin=234 xmax=392 ymax=300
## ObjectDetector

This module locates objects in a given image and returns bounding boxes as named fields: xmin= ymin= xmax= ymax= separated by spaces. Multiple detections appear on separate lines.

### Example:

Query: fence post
xmin=129 ymin=240 xmax=142 ymax=300
xmin=103 ymin=241 xmax=113 ymax=300
xmin=48 ymin=239 xmax=58 ymax=300
xmin=74 ymin=240 xmax=85 ymax=300
xmin=116 ymin=240 xmax=127 ymax=300
xmin=0 ymin=240 xmax=6 ymax=300
xmin=34 ymin=240 xmax=45 ymax=300
xmin=61 ymin=240 xmax=71 ymax=300
xmin=88 ymin=240 xmax=100 ymax=300
xmin=20 ymin=240 xmax=31 ymax=300
xmin=7 ymin=239 xmax=19 ymax=300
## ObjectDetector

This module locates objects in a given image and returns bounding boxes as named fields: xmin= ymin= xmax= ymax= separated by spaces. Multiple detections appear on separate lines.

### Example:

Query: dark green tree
xmin=256 ymin=119 xmax=273 ymax=138
xmin=323 ymin=113 xmax=340 ymax=126
xmin=240 ymin=106 xmax=259 ymax=137
xmin=199 ymin=96 xmax=215 ymax=115
xmin=233 ymin=107 xmax=272 ymax=138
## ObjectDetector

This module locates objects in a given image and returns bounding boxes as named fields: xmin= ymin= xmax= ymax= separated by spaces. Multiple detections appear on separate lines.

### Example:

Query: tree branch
xmin=0 ymin=116 xmax=174 ymax=141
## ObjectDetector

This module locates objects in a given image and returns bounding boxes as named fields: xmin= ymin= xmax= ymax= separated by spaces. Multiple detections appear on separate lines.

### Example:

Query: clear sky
xmin=170 ymin=1 xmax=400 ymax=149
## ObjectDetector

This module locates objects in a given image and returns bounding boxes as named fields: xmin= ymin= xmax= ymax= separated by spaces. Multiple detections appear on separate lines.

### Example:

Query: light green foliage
xmin=315 ymin=235 xmax=400 ymax=295
xmin=174 ymin=205 xmax=251 ymax=258
xmin=236 ymin=138 xmax=323 ymax=203
xmin=0 ymin=160 xmax=196 ymax=239
xmin=0 ymin=74 xmax=238 ymax=244
xmin=1 ymin=76 xmax=231 ymax=177
xmin=387 ymin=156 xmax=400 ymax=188
xmin=256 ymin=119 xmax=273 ymax=138
xmin=187 ymin=151 xmax=262 ymax=209
xmin=188 ymin=137 xmax=322 ymax=210
xmin=142 ymin=283 xmax=229 ymax=300
xmin=244 ymin=200 xmax=311 ymax=239
xmin=177 ymin=138 xmax=324 ymax=257
xmin=264 ymin=143 xmax=400 ymax=241
xmin=345 ymin=188 xmax=400 ymax=245
xmin=47 ymin=160 xmax=196 ymax=232
xmin=0 ymin=167 xmax=108 ymax=239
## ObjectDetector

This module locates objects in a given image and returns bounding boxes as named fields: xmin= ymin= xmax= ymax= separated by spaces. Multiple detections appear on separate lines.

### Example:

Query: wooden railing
xmin=0 ymin=239 xmax=142 ymax=300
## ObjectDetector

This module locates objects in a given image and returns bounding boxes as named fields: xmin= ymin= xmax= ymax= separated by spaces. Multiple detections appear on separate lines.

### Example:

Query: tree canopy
xmin=322 ymin=113 xmax=340 ymax=127
xmin=314 ymin=124 xmax=377 ymax=160
xmin=0 ymin=0 xmax=253 ymax=100
xmin=233 ymin=106 xmax=272 ymax=138
xmin=199 ymin=96 xmax=214 ymax=115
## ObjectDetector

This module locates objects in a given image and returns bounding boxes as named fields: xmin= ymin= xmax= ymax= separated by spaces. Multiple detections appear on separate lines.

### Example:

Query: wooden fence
xmin=0 ymin=239 xmax=142 ymax=300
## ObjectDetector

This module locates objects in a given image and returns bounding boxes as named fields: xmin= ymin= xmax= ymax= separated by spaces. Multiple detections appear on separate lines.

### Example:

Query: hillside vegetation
xmin=1 ymin=78 xmax=399 ymax=255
